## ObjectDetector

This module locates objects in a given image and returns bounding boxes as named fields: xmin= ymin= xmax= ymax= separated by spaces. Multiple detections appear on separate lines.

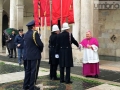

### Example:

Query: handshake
xmin=78 ymin=45 xmax=81 ymax=50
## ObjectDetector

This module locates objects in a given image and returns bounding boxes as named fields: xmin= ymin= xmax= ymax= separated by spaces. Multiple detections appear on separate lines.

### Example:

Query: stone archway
xmin=2 ymin=14 xmax=9 ymax=31
xmin=2 ymin=14 xmax=9 ymax=48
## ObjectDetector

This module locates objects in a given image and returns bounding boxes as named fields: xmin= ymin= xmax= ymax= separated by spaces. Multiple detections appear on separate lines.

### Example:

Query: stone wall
xmin=98 ymin=10 xmax=120 ymax=60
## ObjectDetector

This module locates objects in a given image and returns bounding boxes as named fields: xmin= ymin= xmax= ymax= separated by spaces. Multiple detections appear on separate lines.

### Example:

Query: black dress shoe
xmin=34 ymin=86 xmax=40 ymax=90
xmin=66 ymin=81 xmax=73 ymax=84
xmin=23 ymin=88 xmax=29 ymax=90
xmin=53 ymin=77 xmax=60 ymax=80
xmin=60 ymin=80 xmax=65 ymax=83
xmin=85 ymin=75 xmax=93 ymax=77
xmin=94 ymin=74 xmax=99 ymax=78
xmin=9 ymin=56 xmax=13 ymax=58
xmin=50 ymin=77 xmax=52 ymax=80
xmin=23 ymin=86 xmax=29 ymax=90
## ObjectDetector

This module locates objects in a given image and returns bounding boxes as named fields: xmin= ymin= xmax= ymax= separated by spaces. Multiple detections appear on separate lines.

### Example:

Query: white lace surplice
xmin=80 ymin=44 xmax=99 ymax=64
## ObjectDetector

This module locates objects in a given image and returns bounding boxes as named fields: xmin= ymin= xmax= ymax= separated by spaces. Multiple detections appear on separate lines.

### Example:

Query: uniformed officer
xmin=49 ymin=25 xmax=60 ymax=80
xmin=56 ymin=22 xmax=79 ymax=84
xmin=23 ymin=20 xmax=44 ymax=90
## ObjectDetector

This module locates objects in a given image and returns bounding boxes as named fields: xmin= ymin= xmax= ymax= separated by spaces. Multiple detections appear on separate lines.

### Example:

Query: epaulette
xmin=33 ymin=31 xmax=38 ymax=46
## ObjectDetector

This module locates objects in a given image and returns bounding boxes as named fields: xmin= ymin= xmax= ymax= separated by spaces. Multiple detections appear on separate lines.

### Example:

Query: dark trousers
xmin=7 ymin=46 xmax=10 ymax=55
xmin=23 ymin=60 xmax=38 ymax=90
xmin=10 ymin=48 xmax=16 ymax=57
xmin=35 ymin=59 xmax=41 ymax=84
xmin=23 ymin=60 xmax=27 ymax=71
xmin=50 ymin=64 xmax=58 ymax=79
xmin=60 ymin=67 xmax=70 ymax=82
xmin=6 ymin=43 xmax=10 ymax=55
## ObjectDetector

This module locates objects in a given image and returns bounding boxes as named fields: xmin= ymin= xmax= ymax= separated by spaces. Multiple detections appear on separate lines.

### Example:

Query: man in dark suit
xmin=23 ymin=20 xmax=44 ymax=90
xmin=14 ymin=29 xmax=24 ymax=65
xmin=49 ymin=25 xmax=60 ymax=80
xmin=57 ymin=22 xmax=79 ymax=84
xmin=8 ymin=31 xmax=16 ymax=58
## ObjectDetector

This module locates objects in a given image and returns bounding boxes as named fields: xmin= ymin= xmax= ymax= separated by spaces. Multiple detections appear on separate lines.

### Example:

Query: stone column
xmin=41 ymin=17 xmax=51 ymax=60
xmin=0 ymin=0 xmax=3 ymax=52
xmin=72 ymin=0 xmax=81 ymax=42
xmin=93 ymin=0 xmax=99 ymax=38
xmin=16 ymin=0 xmax=24 ymax=30
xmin=72 ymin=0 xmax=82 ymax=66
xmin=80 ymin=0 xmax=94 ymax=40
xmin=10 ymin=0 xmax=17 ymax=28
xmin=41 ymin=1 xmax=51 ymax=60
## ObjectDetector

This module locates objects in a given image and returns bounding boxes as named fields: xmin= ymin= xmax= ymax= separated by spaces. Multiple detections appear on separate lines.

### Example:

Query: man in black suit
xmin=8 ymin=31 xmax=16 ymax=58
xmin=57 ymin=22 xmax=79 ymax=84
xmin=49 ymin=25 xmax=60 ymax=80
xmin=23 ymin=20 xmax=44 ymax=90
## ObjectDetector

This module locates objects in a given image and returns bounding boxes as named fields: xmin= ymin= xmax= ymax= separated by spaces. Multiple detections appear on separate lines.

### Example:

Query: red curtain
xmin=40 ymin=0 xmax=50 ymax=26
xmin=33 ymin=0 xmax=74 ymax=27
xmin=40 ymin=17 xmax=50 ymax=26
xmin=46 ymin=17 xmax=50 ymax=26
xmin=40 ymin=0 xmax=50 ymax=17
xmin=62 ymin=0 xmax=70 ymax=19
xmin=61 ymin=0 xmax=74 ymax=24
xmin=52 ymin=0 xmax=61 ymax=25
xmin=33 ymin=0 xmax=39 ymax=27
xmin=68 ymin=0 xmax=74 ymax=24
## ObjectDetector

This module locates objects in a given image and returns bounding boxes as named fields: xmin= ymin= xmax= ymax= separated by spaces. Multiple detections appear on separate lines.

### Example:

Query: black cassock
xmin=49 ymin=32 xmax=59 ymax=80
xmin=56 ymin=31 xmax=79 ymax=83
xmin=57 ymin=31 xmax=79 ymax=67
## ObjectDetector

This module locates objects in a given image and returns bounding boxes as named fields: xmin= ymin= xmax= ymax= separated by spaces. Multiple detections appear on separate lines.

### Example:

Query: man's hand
xmin=78 ymin=45 xmax=81 ymax=50
xmin=17 ymin=44 xmax=21 ymax=47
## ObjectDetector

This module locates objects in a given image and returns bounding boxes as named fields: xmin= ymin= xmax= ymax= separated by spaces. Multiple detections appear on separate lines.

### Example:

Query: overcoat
xmin=14 ymin=34 xmax=24 ymax=49
xmin=57 ymin=31 xmax=79 ymax=67
xmin=24 ymin=30 xmax=44 ymax=60
xmin=49 ymin=33 xmax=59 ymax=65
xmin=8 ymin=34 xmax=16 ymax=49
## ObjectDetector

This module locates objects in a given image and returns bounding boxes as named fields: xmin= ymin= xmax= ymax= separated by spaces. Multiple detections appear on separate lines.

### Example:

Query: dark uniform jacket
xmin=49 ymin=32 xmax=59 ymax=65
xmin=24 ymin=29 xmax=44 ymax=60
xmin=23 ymin=41 xmax=26 ymax=60
xmin=14 ymin=34 xmax=24 ymax=49
xmin=57 ymin=31 xmax=79 ymax=67
xmin=8 ymin=34 xmax=16 ymax=49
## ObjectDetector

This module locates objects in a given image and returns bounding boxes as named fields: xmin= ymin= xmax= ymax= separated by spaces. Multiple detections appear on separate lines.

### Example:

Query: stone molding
xmin=0 ymin=9 xmax=3 ymax=13
xmin=16 ymin=5 xmax=24 ymax=9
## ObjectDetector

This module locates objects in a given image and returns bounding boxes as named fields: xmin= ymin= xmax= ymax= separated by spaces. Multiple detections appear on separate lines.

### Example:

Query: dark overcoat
xmin=8 ymin=34 xmax=16 ymax=49
xmin=57 ymin=31 xmax=79 ymax=67
xmin=24 ymin=30 xmax=44 ymax=60
xmin=49 ymin=33 xmax=59 ymax=65
xmin=14 ymin=34 xmax=24 ymax=49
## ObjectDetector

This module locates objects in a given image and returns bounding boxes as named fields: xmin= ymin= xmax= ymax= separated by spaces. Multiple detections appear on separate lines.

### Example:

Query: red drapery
xmin=40 ymin=0 xmax=50 ymax=17
xmin=52 ymin=0 xmax=61 ymax=25
xmin=62 ymin=0 xmax=74 ymax=24
xmin=40 ymin=0 xmax=50 ymax=26
xmin=68 ymin=0 xmax=74 ymax=24
xmin=33 ymin=0 xmax=50 ymax=27
xmin=33 ymin=0 xmax=74 ymax=27
xmin=33 ymin=0 xmax=40 ymax=27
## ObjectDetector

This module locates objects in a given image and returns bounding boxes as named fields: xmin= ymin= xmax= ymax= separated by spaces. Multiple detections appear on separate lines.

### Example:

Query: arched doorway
xmin=2 ymin=14 xmax=9 ymax=47
xmin=2 ymin=14 xmax=9 ymax=31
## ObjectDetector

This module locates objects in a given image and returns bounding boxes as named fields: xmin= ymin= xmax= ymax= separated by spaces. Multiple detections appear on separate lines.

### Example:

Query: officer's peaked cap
xmin=26 ymin=20 xmax=35 ymax=26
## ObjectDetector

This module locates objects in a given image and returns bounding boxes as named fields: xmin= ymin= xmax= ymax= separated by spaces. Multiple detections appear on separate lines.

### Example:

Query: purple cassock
xmin=80 ymin=37 xmax=99 ymax=77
